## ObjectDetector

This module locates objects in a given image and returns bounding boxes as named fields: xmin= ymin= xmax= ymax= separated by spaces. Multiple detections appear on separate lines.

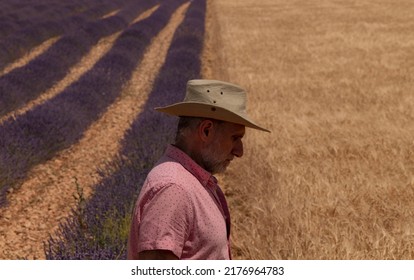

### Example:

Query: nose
xmin=232 ymin=139 xmax=244 ymax=158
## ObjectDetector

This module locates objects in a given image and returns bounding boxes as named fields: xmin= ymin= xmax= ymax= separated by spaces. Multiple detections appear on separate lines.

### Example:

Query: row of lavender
xmin=0 ymin=0 xmax=66 ymax=17
xmin=0 ymin=0 xmax=154 ymax=117
xmin=0 ymin=0 xmax=119 ymax=28
xmin=0 ymin=0 xmax=115 ymax=38
xmin=0 ymin=0 xmax=183 ymax=206
xmin=45 ymin=0 xmax=207 ymax=259
xmin=0 ymin=0 xmax=105 ymax=28
xmin=0 ymin=0 xmax=129 ymax=70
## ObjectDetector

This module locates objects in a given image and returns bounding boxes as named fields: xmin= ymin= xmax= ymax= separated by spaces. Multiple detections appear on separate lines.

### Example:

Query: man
xmin=127 ymin=79 xmax=270 ymax=260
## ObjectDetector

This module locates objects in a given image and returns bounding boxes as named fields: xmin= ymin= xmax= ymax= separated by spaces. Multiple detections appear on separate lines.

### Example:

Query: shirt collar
xmin=165 ymin=144 xmax=217 ymax=188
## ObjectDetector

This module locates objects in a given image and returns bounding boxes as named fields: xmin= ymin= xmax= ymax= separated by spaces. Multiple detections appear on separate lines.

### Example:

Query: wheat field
xmin=203 ymin=0 xmax=414 ymax=259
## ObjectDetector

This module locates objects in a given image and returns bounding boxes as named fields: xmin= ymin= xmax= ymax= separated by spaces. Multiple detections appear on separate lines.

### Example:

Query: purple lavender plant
xmin=0 ymin=0 xmax=159 ymax=117
xmin=0 ymin=0 xmax=132 ymax=70
xmin=0 ymin=0 xmax=179 ymax=207
xmin=45 ymin=0 xmax=207 ymax=260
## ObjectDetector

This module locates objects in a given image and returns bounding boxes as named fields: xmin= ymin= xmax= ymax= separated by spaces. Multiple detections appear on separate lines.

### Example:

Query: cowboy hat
xmin=155 ymin=79 xmax=270 ymax=132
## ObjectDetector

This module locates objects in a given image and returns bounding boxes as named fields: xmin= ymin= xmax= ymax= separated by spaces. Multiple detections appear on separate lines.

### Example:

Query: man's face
xmin=201 ymin=122 xmax=245 ymax=174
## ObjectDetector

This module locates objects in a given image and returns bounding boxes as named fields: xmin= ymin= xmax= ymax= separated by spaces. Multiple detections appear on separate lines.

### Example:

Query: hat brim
xmin=155 ymin=102 xmax=270 ymax=132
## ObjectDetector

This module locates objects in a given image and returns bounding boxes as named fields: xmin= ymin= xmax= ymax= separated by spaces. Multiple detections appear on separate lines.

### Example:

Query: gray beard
xmin=200 ymin=142 xmax=228 ymax=174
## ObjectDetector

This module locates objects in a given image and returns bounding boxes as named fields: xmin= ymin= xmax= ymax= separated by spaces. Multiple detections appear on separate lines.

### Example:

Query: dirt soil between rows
xmin=0 ymin=3 xmax=191 ymax=259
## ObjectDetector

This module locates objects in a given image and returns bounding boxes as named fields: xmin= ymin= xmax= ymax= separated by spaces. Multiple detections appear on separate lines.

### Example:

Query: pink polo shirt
xmin=127 ymin=145 xmax=231 ymax=260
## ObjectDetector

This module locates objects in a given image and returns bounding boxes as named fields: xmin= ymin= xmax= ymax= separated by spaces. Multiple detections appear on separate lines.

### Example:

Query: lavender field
xmin=0 ymin=0 xmax=206 ymax=259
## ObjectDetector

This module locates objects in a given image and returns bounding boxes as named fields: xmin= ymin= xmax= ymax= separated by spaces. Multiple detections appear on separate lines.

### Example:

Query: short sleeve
xmin=136 ymin=184 xmax=193 ymax=258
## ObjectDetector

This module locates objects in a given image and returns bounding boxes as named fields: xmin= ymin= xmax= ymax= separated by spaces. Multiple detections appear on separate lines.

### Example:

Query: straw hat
xmin=155 ymin=79 xmax=270 ymax=132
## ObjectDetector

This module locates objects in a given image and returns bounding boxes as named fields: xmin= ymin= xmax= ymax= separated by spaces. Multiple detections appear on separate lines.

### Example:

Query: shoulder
xmin=137 ymin=155 xmax=205 ymax=212
xmin=147 ymin=157 xmax=200 ymax=191
xmin=138 ymin=161 xmax=191 ymax=203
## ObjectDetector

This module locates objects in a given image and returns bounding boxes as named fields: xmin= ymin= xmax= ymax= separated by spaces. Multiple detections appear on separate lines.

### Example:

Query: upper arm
xmin=135 ymin=184 xmax=194 ymax=258
xmin=138 ymin=250 xmax=179 ymax=260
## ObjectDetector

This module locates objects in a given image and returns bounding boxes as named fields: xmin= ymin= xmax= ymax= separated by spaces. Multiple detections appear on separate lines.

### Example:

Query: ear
xmin=198 ymin=119 xmax=215 ymax=143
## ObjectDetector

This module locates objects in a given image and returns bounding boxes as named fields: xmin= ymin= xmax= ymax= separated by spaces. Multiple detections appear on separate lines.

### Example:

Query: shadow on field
xmin=45 ymin=0 xmax=206 ymax=259
xmin=0 ymin=0 xmax=186 ymax=207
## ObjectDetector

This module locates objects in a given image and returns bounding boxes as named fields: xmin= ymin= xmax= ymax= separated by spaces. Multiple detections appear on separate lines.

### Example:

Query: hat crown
xmin=185 ymin=80 xmax=247 ymax=115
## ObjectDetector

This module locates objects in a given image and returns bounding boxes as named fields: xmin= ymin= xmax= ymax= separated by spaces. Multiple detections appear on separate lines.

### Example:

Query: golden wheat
xmin=204 ymin=0 xmax=414 ymax=259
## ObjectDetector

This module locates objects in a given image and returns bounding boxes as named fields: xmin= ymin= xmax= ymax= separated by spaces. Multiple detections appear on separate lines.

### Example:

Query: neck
xmin=173 ymin=141 xmax=209 ymax=172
